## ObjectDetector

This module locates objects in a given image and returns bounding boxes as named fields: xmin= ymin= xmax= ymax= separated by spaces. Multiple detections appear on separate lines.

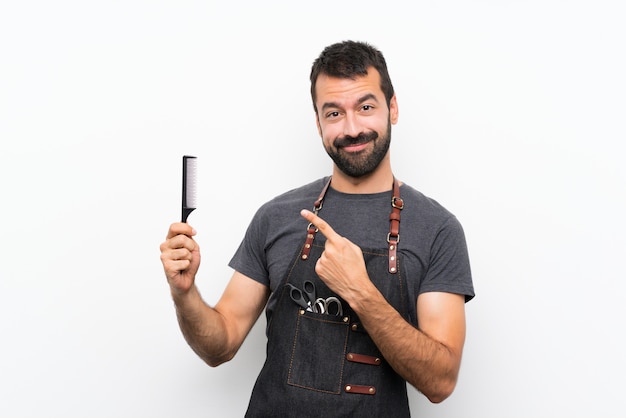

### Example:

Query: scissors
xmin=286 ymin=281 xmax=343 ymax=316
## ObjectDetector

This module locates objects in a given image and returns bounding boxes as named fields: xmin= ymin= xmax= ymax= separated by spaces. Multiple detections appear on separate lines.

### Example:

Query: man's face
xmin=314 ymin=68 xmax=398 ymax=178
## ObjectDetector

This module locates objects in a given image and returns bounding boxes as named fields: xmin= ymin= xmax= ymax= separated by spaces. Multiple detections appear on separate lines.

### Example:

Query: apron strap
xmin=300 ymin=176 xmax=403 ymax=274
xmin=388 ymin=178 xmax=403 ymax=273
xmin=301 ymin=177 xmax=332 ymax=260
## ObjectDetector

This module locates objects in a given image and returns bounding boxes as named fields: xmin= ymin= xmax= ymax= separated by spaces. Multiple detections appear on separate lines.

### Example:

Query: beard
xmin=324 ymin=121 xmax=392 ymax=178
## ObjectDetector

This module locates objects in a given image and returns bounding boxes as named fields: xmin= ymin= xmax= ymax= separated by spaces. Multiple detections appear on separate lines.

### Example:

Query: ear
xmin=389 ymin=95 xmax=399 ymax=125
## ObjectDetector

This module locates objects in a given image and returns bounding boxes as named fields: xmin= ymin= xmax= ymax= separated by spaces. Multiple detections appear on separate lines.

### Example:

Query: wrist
xmin=347 ymin=277 xmax=380 ymax=314
xmin=171 ymin=283 xmax=199 ymax=307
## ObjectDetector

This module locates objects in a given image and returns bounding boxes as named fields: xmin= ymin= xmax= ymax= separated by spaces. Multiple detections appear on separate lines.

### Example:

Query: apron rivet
xmin=345 ymin=385 xmax=352 ymax=392
xmin=351 ymin=324 xmax=358 ymax=331
xmin=390 ymin=267 xmax=396 ymax=273
xmin=301 ymin=254 xmax=308 ymax=260
xmin=343 ymin=316 xmax=349 ymax=323
xmin=369 ymin=387 xmax=375 ymax=394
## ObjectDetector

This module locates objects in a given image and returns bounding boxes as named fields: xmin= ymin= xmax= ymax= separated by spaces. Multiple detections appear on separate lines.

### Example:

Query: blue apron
xmin=245 ymin=178 xmax=411 ymax=417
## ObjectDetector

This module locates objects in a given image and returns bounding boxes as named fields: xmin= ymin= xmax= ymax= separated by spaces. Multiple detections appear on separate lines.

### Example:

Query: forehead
xmin=315 ymin=68 xmax=384 ymax=108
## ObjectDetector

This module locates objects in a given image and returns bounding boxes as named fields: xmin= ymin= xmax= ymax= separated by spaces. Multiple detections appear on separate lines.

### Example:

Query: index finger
xmin=300 ymin=209 xmax=340 ymax=241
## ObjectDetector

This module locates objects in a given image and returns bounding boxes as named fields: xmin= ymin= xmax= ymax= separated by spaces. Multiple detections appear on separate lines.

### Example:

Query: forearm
xmin=172 ymin=285 xmax=234 ymax=367
xmin=351 ymin=286 xmax=461 ymax=403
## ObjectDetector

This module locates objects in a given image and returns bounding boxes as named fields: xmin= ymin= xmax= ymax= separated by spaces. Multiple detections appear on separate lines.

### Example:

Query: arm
xmin=300 ymin=210 xmax=466 ymax=403
xmin=160 ymin=222 xmax=269 ymax=367
xmin=351 ymin=288 xmax=465 ymax=403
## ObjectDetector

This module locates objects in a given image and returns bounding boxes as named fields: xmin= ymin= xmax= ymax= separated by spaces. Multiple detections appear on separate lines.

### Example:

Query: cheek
xmin=319 ymin=124 xmax=338 ymax=144
xmin=373 ymin=115 xmax=391 ymax=131
xmin=321 ymin=134 xmax=334 ymax=150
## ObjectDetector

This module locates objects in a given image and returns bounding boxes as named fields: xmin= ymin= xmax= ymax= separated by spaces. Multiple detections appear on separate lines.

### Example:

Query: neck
xmin=331 ymin=162 xmax=395 ymax=194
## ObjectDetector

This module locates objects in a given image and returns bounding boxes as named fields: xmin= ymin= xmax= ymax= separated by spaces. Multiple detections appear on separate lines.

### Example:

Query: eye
xmin=361 ymin=104 xmax=374 ymax=112
xmin=326 ymin=111 xmax=340 ymax=119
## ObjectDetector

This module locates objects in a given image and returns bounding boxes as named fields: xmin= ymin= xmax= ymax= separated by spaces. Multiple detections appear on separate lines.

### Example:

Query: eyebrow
xmin=321 ymin=93 xmax=380 ymax=112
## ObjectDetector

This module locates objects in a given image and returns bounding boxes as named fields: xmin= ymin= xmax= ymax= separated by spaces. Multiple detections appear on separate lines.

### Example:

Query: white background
xmin=1 ymin=1 xmax=625 ymax=417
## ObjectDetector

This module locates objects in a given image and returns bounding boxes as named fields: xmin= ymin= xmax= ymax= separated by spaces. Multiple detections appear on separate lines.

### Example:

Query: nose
xmin=342 ymin=112 xmax=361 ymax=138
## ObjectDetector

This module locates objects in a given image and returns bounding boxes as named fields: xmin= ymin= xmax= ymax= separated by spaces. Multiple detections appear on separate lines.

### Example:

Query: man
xmin=160 ymin=40 xmax=475 ymax=417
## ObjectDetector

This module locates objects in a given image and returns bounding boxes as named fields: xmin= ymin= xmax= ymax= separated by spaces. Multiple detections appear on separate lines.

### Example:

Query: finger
xmin=169 ymin=247 xmax=194 ymax=262
xmin=160 ymin=247 xmax=191 ymax=271
xmin=160 ymin=234 xmax=196 ymax=253
xmin=300 ymin=209 xmax=341 ymax=241
xmin=166 ymin=222 xmax=197 ymax=240
xmin=164 ymin=258 xmax=192 ymax=274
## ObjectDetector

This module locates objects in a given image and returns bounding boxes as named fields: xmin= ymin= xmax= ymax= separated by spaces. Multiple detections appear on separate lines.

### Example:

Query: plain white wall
xmin=1 ymin=1 xmax=625 ymax=417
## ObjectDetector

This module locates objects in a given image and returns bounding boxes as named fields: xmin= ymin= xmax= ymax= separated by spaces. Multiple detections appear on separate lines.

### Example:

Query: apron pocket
xmin=287 ymin=311 xmax=349 ymax=394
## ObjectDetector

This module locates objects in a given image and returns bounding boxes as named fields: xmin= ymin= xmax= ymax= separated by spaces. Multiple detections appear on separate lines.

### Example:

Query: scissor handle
xmin=324 ymin=296 xmax=343 ymax=316
xmin=313 ymin=298 xmax=327 ymax=314
xmin=314 ymin=297 xmax=343 ymax=316
xmin=302 ymin=280 xmax=316 ymax=304
xmin=286 ymin=284 xmax=310 ymax=311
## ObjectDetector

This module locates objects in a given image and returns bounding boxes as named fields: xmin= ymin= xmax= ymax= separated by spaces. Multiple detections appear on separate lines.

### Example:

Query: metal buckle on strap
xmin=387 ymin=233 xmax=400 ymax=244
xmin=391 ymin=196 xmax=404 ymax=209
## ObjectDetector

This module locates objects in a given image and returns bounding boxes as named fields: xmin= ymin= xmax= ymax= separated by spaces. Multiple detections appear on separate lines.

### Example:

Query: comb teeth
xmin=182 ymin=155 xmax=197 ymax=222
xmin=184 ymin=156 xmax=197 ymax=208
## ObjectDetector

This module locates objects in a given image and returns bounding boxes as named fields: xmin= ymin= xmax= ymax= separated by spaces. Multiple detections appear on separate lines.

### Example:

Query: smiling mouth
xmin=341 ymin=142 xmax=370 ymax=153
xmin=334 ymin=131 xmax=378 ymax=150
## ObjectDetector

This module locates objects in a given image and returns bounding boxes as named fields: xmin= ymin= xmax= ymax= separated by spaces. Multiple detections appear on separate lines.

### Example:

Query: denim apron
xmin=245 ymin=178 xmax=411 ymax=417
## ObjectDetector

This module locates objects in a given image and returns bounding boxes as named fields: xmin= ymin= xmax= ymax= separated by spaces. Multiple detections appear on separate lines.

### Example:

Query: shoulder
xmin=398 ymin=183 xmax=468 ymax=249
xmin=245 ymin=177 xmax=331 ymax=237
xmin=257 ymin=177 xmax=330 ymax=214
xmin=400 ymin=183 xmax=457 ymax=223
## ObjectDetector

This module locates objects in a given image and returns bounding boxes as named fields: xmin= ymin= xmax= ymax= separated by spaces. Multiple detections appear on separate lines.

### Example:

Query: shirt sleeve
xmin=228 ymin=206 xmax=271 ymax=287
xmin=419 ymin=215 xmax=475 ymax=302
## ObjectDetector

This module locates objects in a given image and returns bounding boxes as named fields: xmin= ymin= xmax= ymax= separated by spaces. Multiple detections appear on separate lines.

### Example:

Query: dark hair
xmin=309 ymin=40 xmax=395 ymax=113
